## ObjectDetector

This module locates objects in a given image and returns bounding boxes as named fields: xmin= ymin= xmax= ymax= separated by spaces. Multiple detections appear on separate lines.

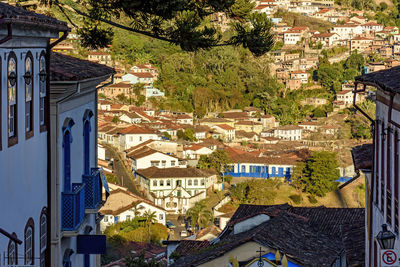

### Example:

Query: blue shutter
xmin=84 ymin=121 xmax=90 ymax=175
xmin=64 ymin=131 xmax=71 ymax=192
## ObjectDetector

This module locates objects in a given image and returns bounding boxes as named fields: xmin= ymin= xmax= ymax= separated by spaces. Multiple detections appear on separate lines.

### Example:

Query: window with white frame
xmin=153 ymin=180 xmax=157 ymax=187
xmin=8 ymin=53 xmax=17 ymax=139
xmin=194 ymin=179 xmax=198 ymax=186
xmin=25 ymin=226 xmax=33 ymax=265
xmin=160 ymin=180 xmax=164 ymax=186
xmin=171 ymin=160 xmax=176 ymax=166
xmin=188 ymin=179 xmax=192 ymax=186
xmin=159 ymin=214 xmax=163 ymax=220
xmin=40 ymin=213 xmax=47 ymax=267
xmin=8 ymin=240 xmax=17 ymax=265
xmin=25 ymin=54 xmax=33 ymax=134
xmin=39 ymin=54 xmax=46 ymax=127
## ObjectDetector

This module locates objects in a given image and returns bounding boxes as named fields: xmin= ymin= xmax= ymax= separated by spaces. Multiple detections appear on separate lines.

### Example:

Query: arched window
xmin=25 ymin=52 xmax=34 ymax=137
xmin=83 ymin=110 xmax=93 ymax=175
xmin=40 ymin=208 xmax=47 ymax=267
xmin=241 ymin=165 xmax=246 ymax=173
xmin=25 ymin=218 xmax=34 ymax=265
xmin=188 ymin=179 xmax=192 ymax=186
xmin=63 ymin=118 xmax=75 ymax=192
xmin=8 ymin=52 xmax=18 ymax=145
xmin=8 ymin=233 xmax=18 ymax=265
xmin=39 ymin=53 xmax=46 ymax=130
xmin=194 ymin=179 xmax=198 ymax=186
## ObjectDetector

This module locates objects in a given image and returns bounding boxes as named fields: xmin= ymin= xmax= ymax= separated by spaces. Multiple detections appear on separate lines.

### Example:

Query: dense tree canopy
xmin=55 ymin=0 xmax=274 ymax=56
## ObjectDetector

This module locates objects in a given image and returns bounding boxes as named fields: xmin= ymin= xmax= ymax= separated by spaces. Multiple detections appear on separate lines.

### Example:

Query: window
xmin=25 ymin=218 xmax=34 ymax=265
xmin=104 ymin=216 xmax=108 ymax=222
xmin=162 ymin=160 xmax=166 ymax=167
xmin=40 ymin=209 xmax=47 ymax=267
xmin=153 ymin=180 xmax=157 ymax=187
xmin=63 ymin=118 xmax=75 ymax=192
xmin=159 ymin=214 xmax=163 ymax=220
xmin=126 ymin=215 xmax=131 ymax=221
xmin=201 ymin=179 xmax=205 ymax=186
xmin=188 ymin=179 xmax=192 ymax=186
xmin=39 ymin=53 xmax=46 ymax=130
xmin=83 ymin=110 xmax=93 ymax=175
xmin=8 ymin=52 xmax=17 ymax=146
xmin=25 ymin=53 xmax=34 ymax=138
xmin=171 ymin=160 xmax=175 ymax=166
xmin=242 ymin=165 xmax=246 ymax=173
xmin=194 ymin=179 xmax=198 ymax=186
xmin=8 ymin=236 xmax=17 ymax=265
xmin=167 ymin=180 xmax=170 ymax=186
xmin=160 ymin=180 xmax=164 ymax=186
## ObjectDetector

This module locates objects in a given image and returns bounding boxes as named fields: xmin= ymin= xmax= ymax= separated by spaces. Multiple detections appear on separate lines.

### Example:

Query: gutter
xmin=0 ymin=228 xmax=22 ymax=244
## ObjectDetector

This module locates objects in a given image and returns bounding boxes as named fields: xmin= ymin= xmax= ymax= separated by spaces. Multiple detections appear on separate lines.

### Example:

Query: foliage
xmin=177 ymin=128 xmax=197 ymax=141
xmin=186 ymin=201 xmax=213 ymax=229
xmin=112 ymin=116 xmax=119 ymax=123
xmin=224 ymin=175 xmax=233 ymax=184
xmin=58 ymin=0 xmax=274 ymax=56
xmin=106 ymin=173 xmax=118 ymax=184
xmin=197 ymin=150 xmax=231 ymax=174
xmin=295 ymin=151 xmax=340 ymax=197
xmin=230 ymin=179 xmax=278 ymax=205
xmin=308 ymin=194 xmax=318 ymax=204
xmin=125 ymin=252 xmax=164 ymax=267
xmin=162 ymin=131 xmax=172 ymax=140
xmin=135 ymin=95 xmax=146 ymax=106
xmin=346 ymin=100 xmax=375 ymax=139
xmin=289 ymin=194 xmax=303 ymax=204
xmin=274 ymin=9 xmax=333 ymax=32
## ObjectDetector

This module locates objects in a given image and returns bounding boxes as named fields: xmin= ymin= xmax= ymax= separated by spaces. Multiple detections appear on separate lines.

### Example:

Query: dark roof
xmin=174 ymin=240 xmax=210 ymax=256
xmin=172 ymin=212 xmax=344 ymax=267
xmin=0 ymin=3 xmax=68 ymax=31
xmin=351 ymin=143 xmax=373 ymax=171
xmin=355 ymin=66 xmax=400 ymax=93
xmin=50 ymin=52 xmax=114 ymax=81
xmin=136 ymin=167 xmax=216 ymax=179
xmin=173 ymin=204 xmax=365 ymax=267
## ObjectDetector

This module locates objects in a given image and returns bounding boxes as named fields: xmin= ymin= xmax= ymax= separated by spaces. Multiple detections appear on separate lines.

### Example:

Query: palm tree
xmin=186 ymin=202 xmax=213 ymax=232
xmin=131 ymin=202 xmax=145 ymax=218
xmin=142 ymin=210 xmax=157 ymax=242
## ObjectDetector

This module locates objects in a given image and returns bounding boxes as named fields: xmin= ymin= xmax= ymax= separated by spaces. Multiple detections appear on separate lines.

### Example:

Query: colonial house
xmin=298 ymin=121 xmax=321 ymax=132
xmin=193 ymin=125 xmax=211 ymax=140
xmin=349 ymin=15 xmax=368 ymax=24
xmin=254 ymin=4 xmax=277 ymax=15
xmin=235 ymin=130 xmax=260 ymax=142
xmin=337 ymin=89 xmax=364 ymax=106
xmin=122 ymin=72 xmax=154 ymax=85
xmin=314 ymin=8 xmax=335 ymax=20
xmin=136 ymin=167 xmax=218 ymax=214
xmin=235 ymin=121 xmax=263 ymax=134
xmin=290 ymin=70 xmax=309 ymax=84
xmin=99 ymin=186 xmax=166 ymax=231
xmin=183 ymin=145 xmax=213 ymax=160
xmin=199 ymin=118 xmax=235 ymax=128
xmin=361 ymin=21 xmax=384 ymax=34
xmin=145 ymin=85 xmax=165 ymax=99
xmin=87 ymin=51 xmax=113 ymax=66
xmin=312 ymin=32 xmax=339 ymax=47
xmin=170 ymin=204 xmax=364 ymax=266
xmin=49 ymin=53 xmax=113 ymax=267
xmin=126 ymin=145 xmax=184 ymax=171
xmin=130 ymin=63 xmax=159 ymax=79
xmin=118 ymin=112 xmax=142 ymax=124
xmin=283 ymin=27 xmax=309 ymax=45
xmin=273 ymin=125 xmax=303 ymax=140
xmin=224 ymin=154 xmax=297 ymax=178
xmin=174 ymin=113 xmax=193 ymax=125
xmin=118 ymin=124 xmax=160 ymax=150
xmin=331 ymin=24 xmax=362 ymax=40
xmin=353 ymin=66 xmax=400 ymax=266
xmin=212 ymin=124 xmax=235 ymax=142
xmin=0 ymin=5 xmax=68 ymax=267
xmin=101 ymin=82 xmax=133 ymax=98
xmin=259 ymin=115 xmax=277 ymax=129
xmin=350 ymin=36 xmax=373 ymax=52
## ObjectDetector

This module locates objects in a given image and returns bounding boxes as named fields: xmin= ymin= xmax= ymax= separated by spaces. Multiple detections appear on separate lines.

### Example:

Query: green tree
xmin=298 ymin=151 xmax=340 ymax=197
xmin=112 ymin=116 xmax=119 ymax=123
xmin=230 ymin=179 xmax=277 ymax=204
xmin=143 ymin=210 xmax=157 ymax=242
xmin=198 ymin=150 xmax=231 ymax=175
xmin=186 ymin=202 xmax=213 ymax=230
xmin=162 ymin=131 xmax=172 ymax=140
xmin=106 ymin=173 xmax=118 ymax=184
xmin=56 ymin=0 xmax=275 ymax=56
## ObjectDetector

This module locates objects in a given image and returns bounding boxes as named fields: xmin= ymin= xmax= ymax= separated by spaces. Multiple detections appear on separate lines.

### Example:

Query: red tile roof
xmin=119 ymin=125 xmax=157 ymax=135
xmin=131 ymin=72 xmax=154 ymax=78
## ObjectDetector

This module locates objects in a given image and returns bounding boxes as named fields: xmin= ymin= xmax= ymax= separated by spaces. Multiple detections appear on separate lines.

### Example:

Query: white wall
xmin=0 ymin=47 xmax=48 ymax=267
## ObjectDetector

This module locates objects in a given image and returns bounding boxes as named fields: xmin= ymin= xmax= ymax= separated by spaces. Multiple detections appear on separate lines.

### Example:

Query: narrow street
xmin=103 ymin=143 xmax=142 ymax=196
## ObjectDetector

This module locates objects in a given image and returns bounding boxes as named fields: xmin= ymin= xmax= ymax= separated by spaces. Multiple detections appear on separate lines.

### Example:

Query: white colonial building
xmin=136 ymin=167 xmax=218 ymax=214
xmin=0 ymin=4 xmax=67 ymax=267
xmin=99 ymin=185 xmax=166 ymax=231
xmin=273 ymin=125 xmax=303 ymax=140
xmin=118 ymin=124 xmax=160 ymax=150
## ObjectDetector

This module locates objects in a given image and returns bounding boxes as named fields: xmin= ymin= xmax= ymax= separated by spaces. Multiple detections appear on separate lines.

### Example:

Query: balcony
xmin=82 ymin=168 xmax=102 ymax=210
xmin=61 ymin=183 xmax=85 ymax=231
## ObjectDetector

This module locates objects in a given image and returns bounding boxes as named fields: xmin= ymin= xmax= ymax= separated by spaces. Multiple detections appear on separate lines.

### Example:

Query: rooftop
xmin=356 ymin=66 xmax=400 ymax=93
xmin=135 ymin=167 xmax=216 ymax=179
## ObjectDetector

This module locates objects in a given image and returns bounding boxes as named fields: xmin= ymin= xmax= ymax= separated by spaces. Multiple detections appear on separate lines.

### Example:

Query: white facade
xmin=273 ymin=126 xmax=303 ymax=140
xmin=122 ymin=73 xmax=154 ymax=84
xmin=331 ymin=25 xmax=363 ymax=40
xmin=120 ymin=132 xmax=160 ymax=150
xmin=145 ymin=85 xmax=164 ymax=99
xmin=129 ymin=150 xmax=183 ymax=171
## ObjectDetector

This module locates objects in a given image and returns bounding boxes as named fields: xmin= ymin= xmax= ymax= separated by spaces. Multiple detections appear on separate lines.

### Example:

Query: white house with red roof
xmin=314 ymin=8 xmax=335 ymax=20
xmin=283 ymin=27 xmax=309 ymax=45
xmin=254 ymin=3 xmax=277 ymax=15
xmin=183 ymin=145 xmax=213 ymax=159
xmin=87 ymin=51 xmax=113 ymax=66
xmin=130 ymin=63 xmax=159 ymax=79
xmin=122 ymin=72 xmax=154 ymax=84
xmin=212 ymin=124 xmax=235 ymax=141
xmin=119 ymin=125 xmax=160 ymax=149
xmin=290 ymin=70 xmax=309 ymax=83
xmin=331 ymin=24 xmax=362 ymax=40
xmin=312 ymin=32 xmax=339 ymax=47
xmin=361 ymin=21 xmax=383 ymax=34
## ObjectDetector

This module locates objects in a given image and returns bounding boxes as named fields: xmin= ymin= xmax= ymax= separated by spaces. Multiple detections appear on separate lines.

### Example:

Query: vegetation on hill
xmin=274 ymin=9 xmax=333 ymax=32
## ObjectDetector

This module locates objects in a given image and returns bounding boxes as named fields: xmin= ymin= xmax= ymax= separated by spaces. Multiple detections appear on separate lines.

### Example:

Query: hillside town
xmin=1 ymin=0 xmax=400 ymax=267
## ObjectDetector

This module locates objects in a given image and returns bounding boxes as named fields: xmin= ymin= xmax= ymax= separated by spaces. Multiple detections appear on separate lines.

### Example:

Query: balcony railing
xmin=61 ymin=183 xmax=85 ymax=231
xmin=82 ymin=168 xmax=102 ymax=209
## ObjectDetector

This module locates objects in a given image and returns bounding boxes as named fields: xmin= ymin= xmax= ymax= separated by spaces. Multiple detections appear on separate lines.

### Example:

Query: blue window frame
xmin=83 ymin=110 xmax=93 ymax=175
xmin=241 ymin=165 xmax=246 ymax=173
xmin=278 ymin=167 xmax=284 ymax=176
xmin=286 ymin=167 xmax=291 ymax=175
xmin=63 ymin=118 xmax=75 ymax=192
xmin=272 ymin=167 xmax=276 ymax=175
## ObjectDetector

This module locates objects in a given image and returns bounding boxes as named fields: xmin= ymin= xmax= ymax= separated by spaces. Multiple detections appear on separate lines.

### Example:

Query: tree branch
xmin=57 ymin=1 xmax=176 ymax=43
